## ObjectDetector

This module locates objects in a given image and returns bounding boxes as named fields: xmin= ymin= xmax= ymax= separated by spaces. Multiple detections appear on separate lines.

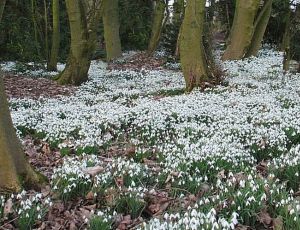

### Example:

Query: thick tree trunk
xmin=0 ymin=0 xmax=6 ymax=23
xmin=180 ymin=0 xmax=210 ymax=92
xmin=48 ymin=0 xmax=60 ymax=71
xmin=57 ymin=0 xmax=90 ymax=85
xmin=245 ymin=0 xmax=273 ymax=57
xmin=0 ymin=76 xmax=45 ymax=193
xmin=148 ymin=0 xmax=166 ymax=55
xmin=222 ymin=0 xmax=260 ymax=60
xmin=103 ymin=0 xmax=122 ymax=61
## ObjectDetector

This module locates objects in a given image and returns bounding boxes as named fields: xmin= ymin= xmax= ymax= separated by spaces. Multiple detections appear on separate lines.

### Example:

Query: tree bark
xmin=0 ymin=0 xmax=6 ymax=23
xmin=48 ymin=0 xmax=60 ymax=71
xmin=103 ymin=0 xmax=122 ymax=61
xmin=44 ymin=0 xmax=49 ymax=65
xmin=174 ymin=0 xmax=184 ymax=57
xmin=148 ymin=0 xmax=166 ymax=55
xmin=222 ymin=0 xmax=260 ymax=60
xmin=57 ymin=0 xmax=90 ymax=85
xmin=0 ymin=76 xmax=45 ymax=193
xmin=173 ymin=0 xmax=184 ymax=23
xmin=87 ymin=0 xmax=104 ymax=55
xmin=180 ymin=0 xmax=210 ymax=92
xmin=245 ymin=0 xmax=273 ymax=57
xmin=283 ymin=9 xmax=291 ymax=72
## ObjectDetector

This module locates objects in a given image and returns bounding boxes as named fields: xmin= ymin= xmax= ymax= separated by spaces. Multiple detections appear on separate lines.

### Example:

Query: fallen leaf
xmin=125 ymin=146 xmax=135 ymax=156
xmin=217 ymin=170 xmax=226 ymax=179
xmin=257 ymin=208 xmax=272 ymax=227
xmin=69 ymin=221 xmax=77 ymax=230
xmin=272 ymin=216 xmax=283 ymax=230
xmin=235 ymin=224 xmax=250 ymax=230
xmin=115 ymin=176 xmax=124 ymax=187
xmin=83 ymin=166 xmax=104 ymax=177
xmin=85 ymin=191 xmax=94 ymax=200
xmin=3 ymin=198 xmax=13 ymax=217
xmin=42 ymin=143 xmax=51 ymax=155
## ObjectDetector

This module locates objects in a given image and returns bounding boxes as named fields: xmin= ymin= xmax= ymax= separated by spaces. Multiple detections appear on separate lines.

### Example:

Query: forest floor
xmin=1 ymin=50 xmax=300 ymax=230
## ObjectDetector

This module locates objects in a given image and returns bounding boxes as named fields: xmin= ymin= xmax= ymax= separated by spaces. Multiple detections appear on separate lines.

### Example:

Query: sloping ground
xmin=1 ymin=50 xmax=300 ymax=229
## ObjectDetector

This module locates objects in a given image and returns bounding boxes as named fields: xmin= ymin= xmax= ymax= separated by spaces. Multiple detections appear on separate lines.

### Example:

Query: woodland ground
xmin=1 ymin=50 xmax=300 ymax=230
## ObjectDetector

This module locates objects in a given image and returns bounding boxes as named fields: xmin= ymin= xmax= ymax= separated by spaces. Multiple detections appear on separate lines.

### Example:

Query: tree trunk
xmin=180 ymin=0 xmax=210 ymax=92
xmin=48 ymin=0 xmax=60 ymax=71
xmin=44 ymin=0 xmax=49 ymax=65
xmin=103 ymin=0 xmax=122 ymax=61
xmin=31 ymin=0 xmax=41 ymax=58
xmin=0 ymin=76 xmax=45 ymax=193
xmin=148 ymin=0 xmax=166 ymax=55
xmin=222 ymin=0 xmax=260 ymax=60
xmin=174 ymin=0 xmax=184 ymax=58
xmin=245 ymin=0 xmax=273 ymax=57
xmin=173 ymin=0 xmax=184 ymax=23
xmin=175 ymin=24 xmax=182 ymax=58
xmin=57 ymin=0 xmax=90 ymax=85
xmin=283 ymin=9 xmax=291 ymax=72
xmin=0 ymin=0 xmax=6 ymax=23
xmin=87 ymin=0 xmax=104 ymax=55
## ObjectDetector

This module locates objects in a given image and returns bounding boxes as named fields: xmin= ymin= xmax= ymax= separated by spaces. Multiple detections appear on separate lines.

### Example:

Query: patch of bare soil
xmin=3 ymin=74 xmax=75 ymax=99
xmin=108 ymin=52 xmax=167 ymax=71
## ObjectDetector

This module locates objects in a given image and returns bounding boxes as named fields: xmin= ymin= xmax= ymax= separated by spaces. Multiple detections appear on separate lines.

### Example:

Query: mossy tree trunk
xmin=0 ymin=0 xmax=6 ymax=23
xmin=0 ymin=76 xmax=45 ymax=193
xmin=48 ymin=0 xmax=60 ymax=71
xmin=245 ymin=0 xmax=273 ymax=57
xmin=180 ymin=0 xmax=211 ymax=92
xmin=103 ymin=0 xmax=122 ymax=61
xmin=222 ymin=0 xmax=260 ymax=60
xmin=57 ymin=0 xmax=90 ymax=85
xmin=148 ymin=0 xmax=166 ymax=55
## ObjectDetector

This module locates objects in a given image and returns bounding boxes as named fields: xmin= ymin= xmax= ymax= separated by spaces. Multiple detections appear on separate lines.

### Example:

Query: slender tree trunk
xmin=175 ymin=24 xmax=182 ymax=58
xmin=222 ymin=0 xmax=260 ymax=60
xmin=48 ymin=0 xmax=60 ymax=71
xmin=87 ymin=1 xmax=104 ymax=55
xmin=0 ymin=76 xmax=45 ymax=193
xmin=180 ymin=0 xmax=211 ymax=92
xmin=103 ymin=0 xmax=122 ymax=61
xmin=173 ymin=0 xmax=184 ymax=23
xmin=31 ymin=0 xmax=40 ymax=57
xmin=283 ymin=9 xmax=291 ymax=72
xmin=245 ymin=0 xmax=273 ymax=57
xmin=148 ymin=0 xmax=166 ymax=55
xmin=0 ymin=0 xmax=6 ymax=23
xmin=44 ymin=0 xmax=49 ymax=65
xmin=208 ymin=0 xmax=216 ymax=22
xmin=57 ymin=0 xmax=90 ymax=85
xmin=174 ymin=0 xmax=184 ymax=57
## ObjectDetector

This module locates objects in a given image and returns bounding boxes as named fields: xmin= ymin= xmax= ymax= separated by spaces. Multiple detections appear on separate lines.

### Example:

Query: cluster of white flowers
xmin=0 ymin=61 xmax=65 ymax=78
xmin=142 ymin=208 xmax=238 ymax=230
xmin=51 ymin=154 xmax=150 ymax=200
xmin=15 ymin=191 xmax=52 ymax=219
